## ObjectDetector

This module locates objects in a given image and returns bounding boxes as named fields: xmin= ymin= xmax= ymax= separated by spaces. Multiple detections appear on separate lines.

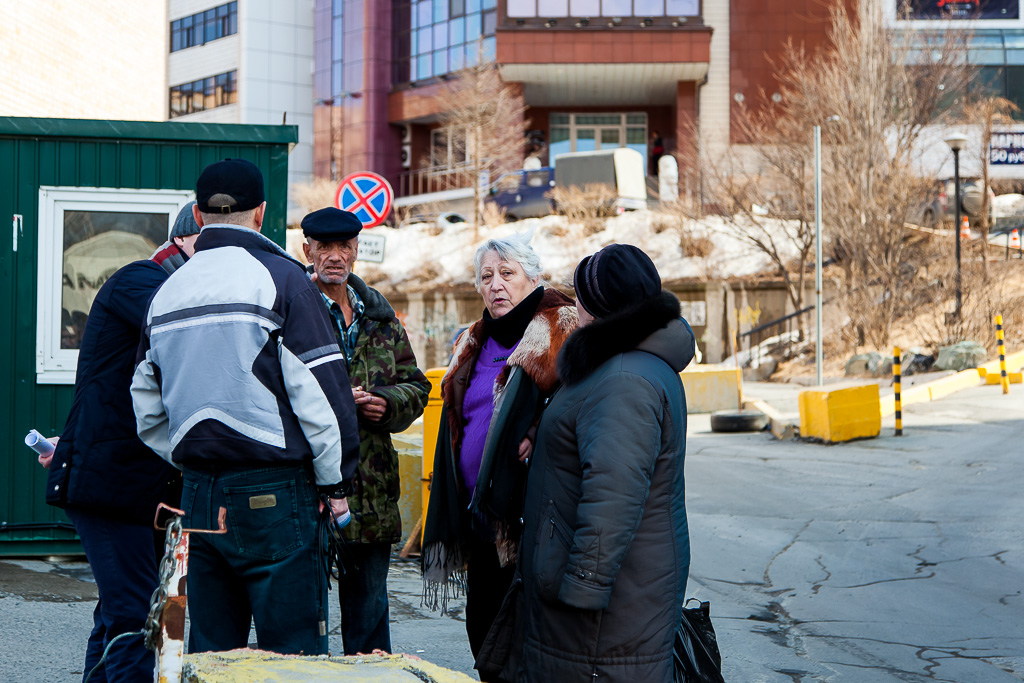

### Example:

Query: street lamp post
xmin=945 ymin=132 xmax=968 ymax=320
xmin=814 ymin=124 xmax=823 ymax=387
xmin=813 ymin=115 xmax=839 ymax=388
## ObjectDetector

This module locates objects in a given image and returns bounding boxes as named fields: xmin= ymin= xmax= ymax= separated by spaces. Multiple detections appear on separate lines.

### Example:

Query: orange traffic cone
xmin=960 ymin=216 xmax=971 ymax=239
xmin=1011 ymin=228 xmax=1021 ymax=250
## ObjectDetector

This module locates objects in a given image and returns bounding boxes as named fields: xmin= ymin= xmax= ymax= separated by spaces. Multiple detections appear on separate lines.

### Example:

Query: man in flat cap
xmin=132 ymin=159 xmax=361 ymax=656
xmin=301 ymin=207 xmax=429 ymax=655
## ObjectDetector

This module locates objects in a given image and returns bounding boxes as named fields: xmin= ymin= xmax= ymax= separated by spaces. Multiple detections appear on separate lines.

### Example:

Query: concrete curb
xmin=749 ymin=349 xmax=1024 ymax=440
xmin=744 ymin=399 xmax=798 ymax=440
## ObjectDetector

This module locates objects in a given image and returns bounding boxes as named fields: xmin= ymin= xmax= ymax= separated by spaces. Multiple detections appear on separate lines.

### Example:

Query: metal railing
xmin=398 ymin=163 xmax=475 ymax=197
xmin=740 ymin=304 xmax=814 ymax=351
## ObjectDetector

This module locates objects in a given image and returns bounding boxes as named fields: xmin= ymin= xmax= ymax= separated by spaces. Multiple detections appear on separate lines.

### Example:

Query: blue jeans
xmin=181 ymin=464 xmax=327 ymax=655
xmin=338 ymin=542 xmax=392 ymax=654
xmin=67 ymin=508 xmax=162 ymax=683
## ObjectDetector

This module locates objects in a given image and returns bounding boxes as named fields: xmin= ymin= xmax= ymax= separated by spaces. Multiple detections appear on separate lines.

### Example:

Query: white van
xmin=553 ymin=147 xmax=648 ymax=212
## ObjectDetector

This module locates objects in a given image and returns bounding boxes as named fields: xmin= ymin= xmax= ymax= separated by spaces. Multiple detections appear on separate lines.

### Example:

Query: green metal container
xmin=0 ymin=117 xmax=297 ymax=556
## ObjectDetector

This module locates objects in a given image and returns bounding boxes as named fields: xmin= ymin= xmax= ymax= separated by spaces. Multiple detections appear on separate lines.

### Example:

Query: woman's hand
xmin=518 ymin=437 xmax=533 ymax=463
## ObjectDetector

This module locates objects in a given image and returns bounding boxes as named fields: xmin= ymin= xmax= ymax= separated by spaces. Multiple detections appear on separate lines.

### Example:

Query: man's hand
xmin=328 ymin=496 xmax=349 ymax=521
xmin=352 ymin=386 xmax=388 ymax=423
xmin=38 ymin=436 xmax=59 ymax=470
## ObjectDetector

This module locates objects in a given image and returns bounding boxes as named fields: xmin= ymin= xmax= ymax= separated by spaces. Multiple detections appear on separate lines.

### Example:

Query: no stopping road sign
xmin=335 ymin=172 xmax=394 ymax=228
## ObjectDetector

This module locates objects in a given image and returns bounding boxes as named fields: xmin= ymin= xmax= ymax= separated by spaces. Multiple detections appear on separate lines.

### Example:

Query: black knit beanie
xmin=573 ymin=244 xmax=661 ymax=318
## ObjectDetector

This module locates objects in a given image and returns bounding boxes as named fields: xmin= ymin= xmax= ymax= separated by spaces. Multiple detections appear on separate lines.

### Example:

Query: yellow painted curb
xmin=985 ymin=372 xmax=1023 ymax=385
xmin=182 ymin=650 xmax=476 ymax=682
xmin=799 ymin=385 xmax=881 ymax=442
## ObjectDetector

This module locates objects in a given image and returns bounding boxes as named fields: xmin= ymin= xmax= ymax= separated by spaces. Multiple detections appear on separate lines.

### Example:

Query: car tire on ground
xmin=710 ymin=409 xmax=769 ymax=433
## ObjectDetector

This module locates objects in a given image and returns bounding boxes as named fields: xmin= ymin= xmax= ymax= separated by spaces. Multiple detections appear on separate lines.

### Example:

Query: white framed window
xmin=36 ymin=187 xmax=193 ymax=384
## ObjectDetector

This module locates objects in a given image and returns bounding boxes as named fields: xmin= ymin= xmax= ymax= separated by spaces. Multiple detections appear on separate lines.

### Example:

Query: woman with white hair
xmin=422 ymin=230 xmax=577 ymax=682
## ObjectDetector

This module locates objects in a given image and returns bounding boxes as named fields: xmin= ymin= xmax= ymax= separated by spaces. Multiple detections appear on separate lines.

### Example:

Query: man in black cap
xmin=132 ymin=159 xmax=361 ymax=656
xmin=301 ymin=207 xmax=429 ymax=655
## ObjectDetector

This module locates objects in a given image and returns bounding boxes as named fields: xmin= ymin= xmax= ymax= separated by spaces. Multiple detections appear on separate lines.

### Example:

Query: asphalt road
xmin=1 ymin=382 xmax=1022 ymax=682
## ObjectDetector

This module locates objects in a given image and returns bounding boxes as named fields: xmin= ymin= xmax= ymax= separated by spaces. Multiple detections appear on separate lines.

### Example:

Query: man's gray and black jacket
xmin=131 ymin=225 xmax=360 ymax=491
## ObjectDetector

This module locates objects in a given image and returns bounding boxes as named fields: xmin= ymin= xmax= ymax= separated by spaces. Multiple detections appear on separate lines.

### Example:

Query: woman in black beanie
xmin=482 ymin=243 xmax=696 ymax=683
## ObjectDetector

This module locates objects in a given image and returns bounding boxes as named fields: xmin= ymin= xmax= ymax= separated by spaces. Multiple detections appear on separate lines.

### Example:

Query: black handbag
xmin=673 ymin=599 xmax=725 ymax=683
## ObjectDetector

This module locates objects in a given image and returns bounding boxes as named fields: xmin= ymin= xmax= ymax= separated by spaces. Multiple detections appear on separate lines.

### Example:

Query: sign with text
xmin=990 ymin=131 xmax=1024 ymax=165
xmin=901 ymin=0 xmax=1018 ymax=20
xmin=356 ymin=232 xmax=386 ymax=263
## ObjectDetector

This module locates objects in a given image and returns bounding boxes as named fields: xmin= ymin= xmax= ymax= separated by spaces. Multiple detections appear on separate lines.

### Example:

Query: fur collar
xmin=557 ymin=291 xmax=682 ymax=386
xmin=446 ymin=288 xmax=577 ymax=395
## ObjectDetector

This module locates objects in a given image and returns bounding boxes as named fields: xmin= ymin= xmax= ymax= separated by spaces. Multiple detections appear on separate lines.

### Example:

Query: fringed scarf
xmin=422 ymin=287 xmax=578 ymax=614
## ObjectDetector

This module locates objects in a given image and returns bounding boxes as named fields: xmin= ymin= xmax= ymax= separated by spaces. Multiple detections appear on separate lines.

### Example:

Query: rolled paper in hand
xmin=26 ymin=429 xmax=55 ymax=456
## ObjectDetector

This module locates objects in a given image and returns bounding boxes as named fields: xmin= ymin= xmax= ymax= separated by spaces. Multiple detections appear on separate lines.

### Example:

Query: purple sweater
xmin=459 ymin=335 xmax=519 ymax=493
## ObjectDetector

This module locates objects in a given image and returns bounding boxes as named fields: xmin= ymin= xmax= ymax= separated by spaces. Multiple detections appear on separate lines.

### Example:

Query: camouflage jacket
xmin=325 ymin=274 xmax=430 ymax=544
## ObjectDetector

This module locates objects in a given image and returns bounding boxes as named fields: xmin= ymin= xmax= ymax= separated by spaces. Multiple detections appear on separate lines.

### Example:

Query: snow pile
xmin=313 ymin=210 xmax=800 ymax=292
xmin=993 ymin=193 xmax=1024 ymax=218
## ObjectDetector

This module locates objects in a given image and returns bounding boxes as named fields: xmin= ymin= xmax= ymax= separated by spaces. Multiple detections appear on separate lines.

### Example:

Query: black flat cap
xmin=301 ymin=207 xmax=363 ymax=241
xmin=195 ymin=158 xmax=265 ymax=214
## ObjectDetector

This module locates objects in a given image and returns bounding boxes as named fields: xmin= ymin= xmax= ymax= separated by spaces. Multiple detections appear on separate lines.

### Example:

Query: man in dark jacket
xmin=301 ymin=207 xmax=430 ymax=654
xmin=43 ymin=201 xmax=200 ymax=682
xmin=131 ymin=160 xmax=361 ymax=656
xmin=493 ymin=243 xmax=694 ymax=683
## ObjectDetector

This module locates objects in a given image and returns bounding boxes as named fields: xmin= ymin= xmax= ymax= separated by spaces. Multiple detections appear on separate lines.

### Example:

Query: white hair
xmin=473 ymin=227 xmax=543 ymax=286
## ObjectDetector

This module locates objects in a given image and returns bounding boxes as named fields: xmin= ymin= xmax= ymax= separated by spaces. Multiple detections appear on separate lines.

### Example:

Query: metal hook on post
xmin=146 ymin=503 xmax=228 ymax=683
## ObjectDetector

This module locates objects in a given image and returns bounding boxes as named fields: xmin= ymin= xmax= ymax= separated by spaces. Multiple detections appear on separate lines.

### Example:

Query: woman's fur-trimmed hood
xmin=557 ymin=291 xmax=694 ymax=386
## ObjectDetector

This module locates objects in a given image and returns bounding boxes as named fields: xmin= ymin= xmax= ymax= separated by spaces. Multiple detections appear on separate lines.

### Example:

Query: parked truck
xmin=486 ymin=148 xmax=648 ymax=220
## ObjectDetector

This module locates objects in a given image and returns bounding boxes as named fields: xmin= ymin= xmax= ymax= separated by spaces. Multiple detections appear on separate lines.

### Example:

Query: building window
xmin=169 ymin=70 xmax=237 ymax=118
xmin=549 ymin=112 xmax=648 ymax=168
xmin=507 ymin=0 xmax=698 ymax=17
xmin=170 ymin=2 xmax=238 ymax=53
xmin=393 ymin=0 xmax=498 ymax=85
xmin=35 ymin=187 xmax=193 ymax=384
xmin=431 ymin=126 xmax=470 ymax=169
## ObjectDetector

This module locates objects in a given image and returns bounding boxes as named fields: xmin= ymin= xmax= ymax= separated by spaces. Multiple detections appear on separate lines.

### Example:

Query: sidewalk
xmin=743 ymin=370 xmax=957 ymax=419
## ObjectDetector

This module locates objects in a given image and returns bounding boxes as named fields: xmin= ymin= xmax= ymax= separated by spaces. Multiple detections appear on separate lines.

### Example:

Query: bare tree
xmin=696 ymin=1 xmax=972 ymax=350
xmin=436 ymin=46 xmax=528 ymax=228
xmin=965 ymin=96 xmax=1019 ymax=276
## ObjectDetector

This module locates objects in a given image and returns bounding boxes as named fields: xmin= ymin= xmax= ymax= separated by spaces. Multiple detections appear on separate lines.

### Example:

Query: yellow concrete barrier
xmin=680 ymin=365 xmax=742 ymax=414
xmin=799 ymin=385 xmax=881 ymax=442
xmin=182 ymin=650 xmax=476 ymax=682
xmin=421 ymin=368 xmax=446 ymax=534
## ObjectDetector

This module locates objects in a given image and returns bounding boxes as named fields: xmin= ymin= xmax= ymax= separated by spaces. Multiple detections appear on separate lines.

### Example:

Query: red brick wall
xmin=730 ymin=0 xmax=851 ymax=143
xmin=495 ymin=28 xmax=712 ymax=64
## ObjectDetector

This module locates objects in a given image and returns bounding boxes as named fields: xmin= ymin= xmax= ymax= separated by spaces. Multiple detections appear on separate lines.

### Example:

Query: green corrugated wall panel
xmin=0 ymin=118 xmax=297 ymax=555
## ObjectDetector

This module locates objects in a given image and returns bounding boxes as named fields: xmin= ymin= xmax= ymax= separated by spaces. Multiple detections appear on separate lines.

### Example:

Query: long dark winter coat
xmin=501 ymin=291 xmax=695 ymax=683
xmin=47 ymin=256 xmax=183 ymax=525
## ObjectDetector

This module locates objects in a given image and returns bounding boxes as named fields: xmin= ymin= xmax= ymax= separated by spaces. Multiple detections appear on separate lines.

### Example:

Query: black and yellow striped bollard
xmin=996 ymin=315 xmax=1010 ymax=395
xmin=894 ymin=346 xmax=902 ymax=437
